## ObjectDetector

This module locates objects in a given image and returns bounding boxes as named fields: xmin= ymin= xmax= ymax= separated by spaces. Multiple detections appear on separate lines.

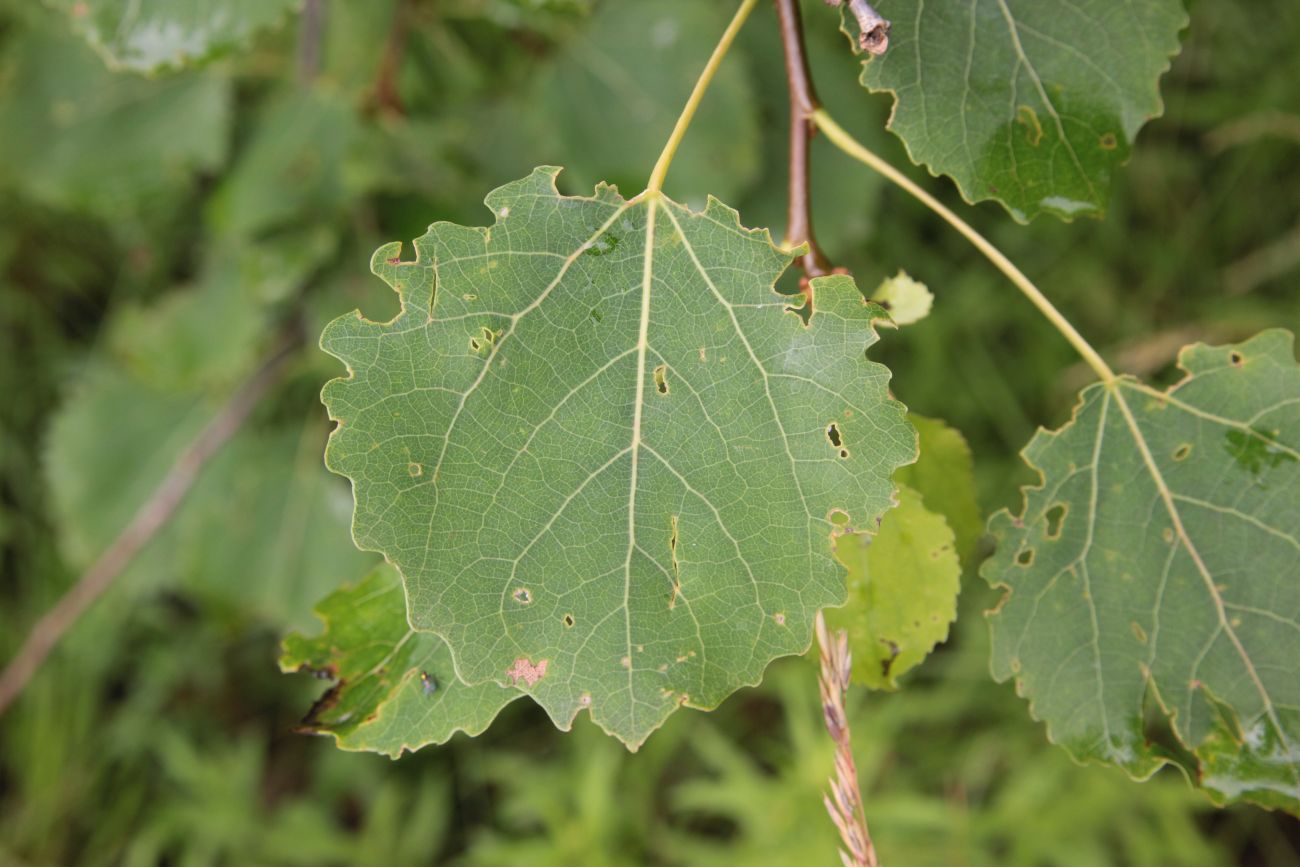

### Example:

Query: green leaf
xmin=206 ymin=90 xmax=360 ymax=241
xmin=47 ymin=361 xmax=376 ymax=628
xmin=828 ymin=485 xmax=960 ymax=689
xmin=45 ymin=0 xmax=299 ymax=74
xmin=897 ymin=414 xmax=982 ymax=566
xmin=321 ymin=168 xmax=915 ymax=747
xmin=984 ymin=330 xmax=1300 ymax=812
xmin=0 ymin=22 xmax=228 ymax=219
xmin=281 ymin=566 xmax=523 ymax=757
xmin=503 ymin=0 xmax=593 ymax=13
xmin=108 ymin=235 xmax=334 ymax=391
xmin=45 ymin=251 xmax=372 ymax=627
xmin=849 ymin=0 xmax=1186 ymax=221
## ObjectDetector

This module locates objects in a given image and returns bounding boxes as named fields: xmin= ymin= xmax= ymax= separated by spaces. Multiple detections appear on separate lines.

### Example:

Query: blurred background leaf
xmin=45 ymin=0 xmax=300 ymax=74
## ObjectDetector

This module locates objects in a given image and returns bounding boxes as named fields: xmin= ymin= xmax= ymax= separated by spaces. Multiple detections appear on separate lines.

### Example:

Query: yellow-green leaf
xmin=828 ymin=485 xmax=960 ymax=689
xmin=897 ymin=414 xmax=981 ymax=566
xmin=873 ymin=271 xmax=932 ymax=326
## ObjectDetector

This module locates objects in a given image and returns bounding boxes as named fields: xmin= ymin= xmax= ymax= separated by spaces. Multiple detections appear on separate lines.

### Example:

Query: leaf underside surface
xmin=852 ymin=0 xmax=1186 ymax=221
xmin=0 ymin=23 xmax=228 ymax=216
xmin=985 ymin=330 xmax=1300 ymax=812
xmin=321 ymin=168 xmax=915 ymax=748
xmin=281 ymin=565 xmax=522 ymax=758
xmin=46 ymin=0 xmax=299 ymax=74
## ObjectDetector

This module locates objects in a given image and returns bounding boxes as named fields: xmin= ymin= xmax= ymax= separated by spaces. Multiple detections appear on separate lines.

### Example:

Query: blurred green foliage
xmin=1 ymin=0 xmax=1298 ymax=863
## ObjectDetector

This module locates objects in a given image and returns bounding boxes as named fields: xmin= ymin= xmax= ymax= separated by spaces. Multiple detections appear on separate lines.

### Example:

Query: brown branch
xmin=370 ymin=0 xmax=414 ymax=115
xmin=298 ymin=0 xmax=327 ymax=83
xmin=815 ymin=610 xmax=880 ymax=867
xmin=0 ymin=334 xmax=301 ymax=717
xmin=776 ymin=0 xmax=833 ymax=284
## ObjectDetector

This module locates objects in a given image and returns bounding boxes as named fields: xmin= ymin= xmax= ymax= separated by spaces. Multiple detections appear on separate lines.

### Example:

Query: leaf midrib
xmin=621 ymin=195 xmax=658 ymax=731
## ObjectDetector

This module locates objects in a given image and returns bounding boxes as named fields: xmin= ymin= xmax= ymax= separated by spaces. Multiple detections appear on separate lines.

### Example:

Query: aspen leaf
xmin=320 ymin=169 xmax=916 ymax=747
xmin=845 ymin=0 xmax=1186 ymax=221
xmin=985 ymin=331 xmax=1300 ymax=812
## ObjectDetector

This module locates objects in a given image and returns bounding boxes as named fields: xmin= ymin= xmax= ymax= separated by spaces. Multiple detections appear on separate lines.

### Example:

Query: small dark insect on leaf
xmin=420 ymin=671 xmax=439 ymax=696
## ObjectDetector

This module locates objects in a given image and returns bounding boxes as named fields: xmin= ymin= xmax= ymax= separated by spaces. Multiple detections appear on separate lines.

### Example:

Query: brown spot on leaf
xmin=506 ymin=657 xmax=549 ymax=686
xmin=668 ymin=515 xmax=681 ymax=609
xmin=653 ymin=365 xmax=669 ymax=395
xmin=1017 ymin=105 xmax=1044 ymax=146
xmin=297 ymin=680 xmax=346 ymax=732
xmin=880 ymin=639 xmax=901 ymax=678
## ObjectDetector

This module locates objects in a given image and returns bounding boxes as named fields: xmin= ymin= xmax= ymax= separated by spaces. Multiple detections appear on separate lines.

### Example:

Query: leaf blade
xmin=896 ymin=414 xmax=981 ymax=566
xmin=984 ymin=330 xmax=1300 ymax=812
xmin=320 ymin=170 xmax=916 ymax=747
xmin=828 ymin=484 xmax=961 ymax=689
xmin=852 ymin=0 xmax=1186 ymax=221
